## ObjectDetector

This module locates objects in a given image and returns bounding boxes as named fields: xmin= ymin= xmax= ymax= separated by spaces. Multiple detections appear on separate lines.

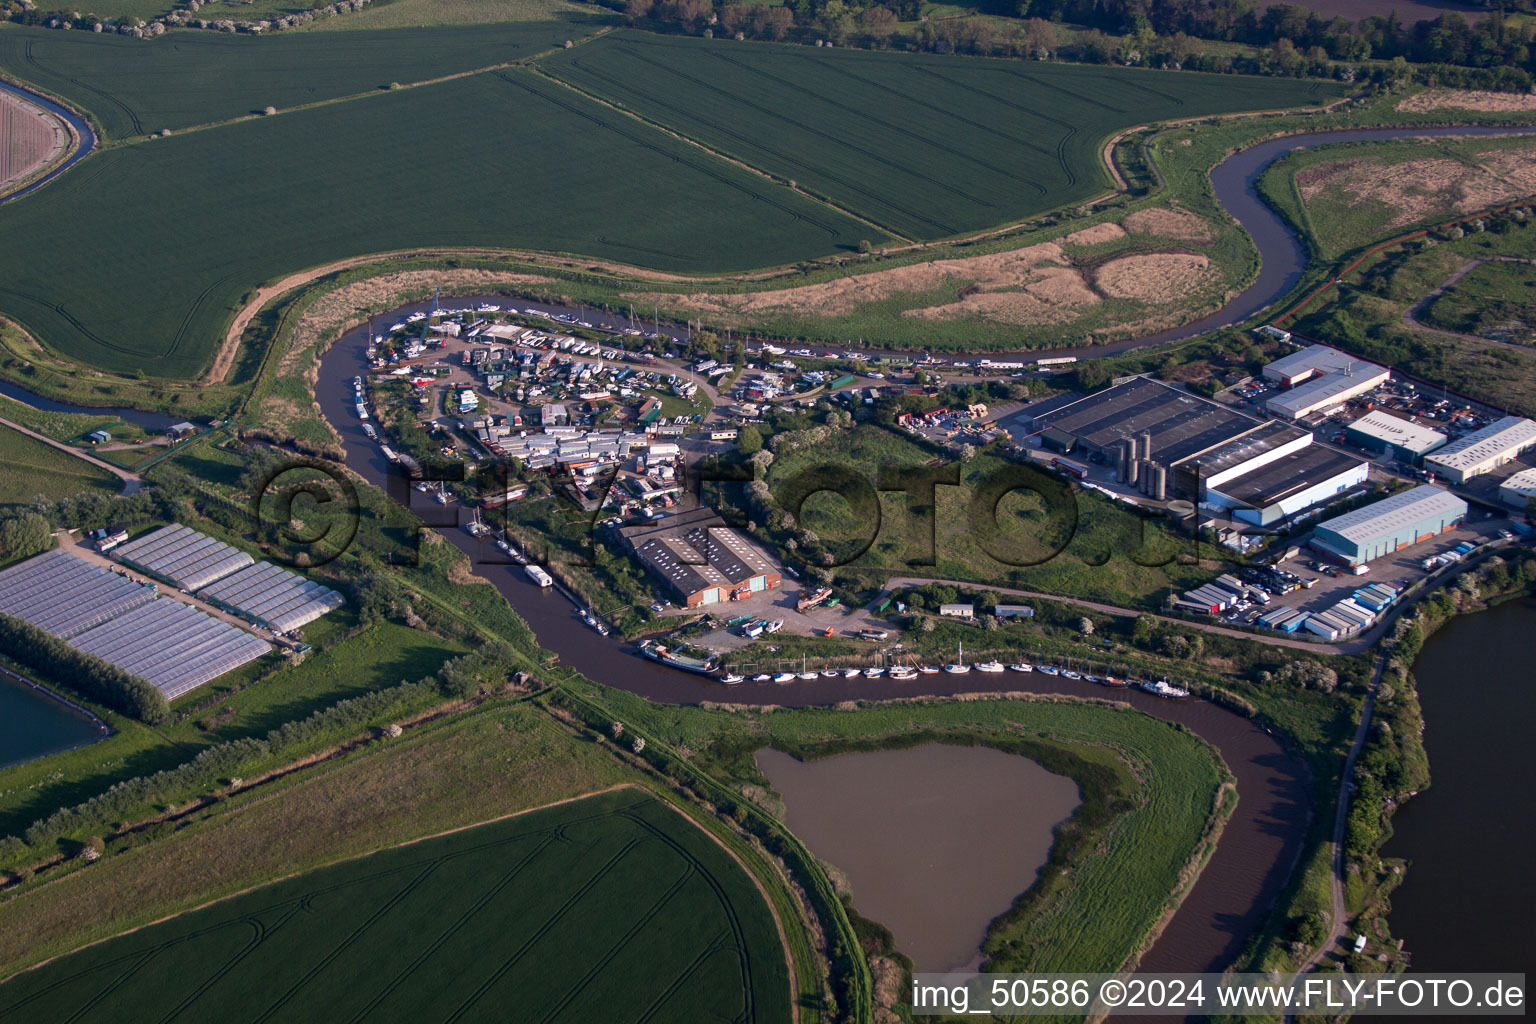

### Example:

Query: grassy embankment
xmin=0 ymin=423 xmax=120 ymax=507
xmin=556 ymin=678 xmax=1233 ymax=988
xmin=0 ymin=29 xmax=885 ymax=380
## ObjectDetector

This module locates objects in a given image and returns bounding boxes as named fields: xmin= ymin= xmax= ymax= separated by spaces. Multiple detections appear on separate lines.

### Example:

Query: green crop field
xmin=0 ymin=67 xmax=881 ymax=377
xmin=0 ymin=423 xmax=120 ymax=506
xmin=0 ymin=21 xmax=587 ymax=137
xmin=540 ymin=31 xmax=1343 ymax=240
xmin=0 ymin=788 xmax=790 ymax=1023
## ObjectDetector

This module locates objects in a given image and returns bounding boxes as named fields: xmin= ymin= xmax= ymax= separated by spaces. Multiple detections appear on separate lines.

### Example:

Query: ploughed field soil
xmin=0 ymin=91 xmax=64 ymax=193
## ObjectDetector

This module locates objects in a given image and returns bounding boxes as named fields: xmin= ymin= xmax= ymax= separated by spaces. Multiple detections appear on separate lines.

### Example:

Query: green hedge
xmin=0 ymin=612 xmax=168 ymax=724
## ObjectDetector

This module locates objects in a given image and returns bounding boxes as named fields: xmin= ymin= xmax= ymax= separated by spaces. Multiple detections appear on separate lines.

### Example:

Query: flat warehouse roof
xmin=1266 ymin=365 xmax=1389 ymax=417
xmin=1314 ymin=484 xmax=1467 ymax=546
xmin=1214 ymin=447 xmax=1366 ymax=509
xmin=1033 ymin=377 xmax=1256 ymax=464
xmin=68 ymin=600 xmax=270 ymax=700
xmin=114 ymin=523 xmax=254 ymax=591
xmin=1264 ymin=344 xmax=1372 ymax=381
xmin=1424 ymin=416 xmax=1536 ymax=472
xmin=1347 ymin=410 xmax=1447 ymax=454
xmin=0 ymin=549 xmax=157 ymax=639
xmin=198 ymin=562 xmax=345 ymax=632
xmin=1177 ymin=420 xmax=1310 ymax=476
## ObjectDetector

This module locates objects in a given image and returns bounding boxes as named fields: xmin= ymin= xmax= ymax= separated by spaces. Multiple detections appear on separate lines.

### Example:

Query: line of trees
xmin=2 ymin=637 xmax=526 ymax=860
xmin=632 ymin=0 xmax=1536 ymax=88
xmin=0 ymin=612 xmax=170 ymax=724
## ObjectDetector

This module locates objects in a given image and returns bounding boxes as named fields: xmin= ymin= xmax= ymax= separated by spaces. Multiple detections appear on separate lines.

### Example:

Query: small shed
xmin=87 ymin=429 xmax=111 ymax=444
xmin=166 ymin=421 xmax=198 ymax=440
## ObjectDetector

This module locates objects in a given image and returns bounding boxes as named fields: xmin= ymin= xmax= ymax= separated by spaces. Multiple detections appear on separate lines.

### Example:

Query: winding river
xmin=0 ymin=79 xmax=94 ymax=206
xmin=4 ymin=91 xmax=1533 ymax=974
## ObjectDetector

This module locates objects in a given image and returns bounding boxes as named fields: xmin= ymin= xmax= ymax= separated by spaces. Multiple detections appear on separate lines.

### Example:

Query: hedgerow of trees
xmin=631 ymin=0 xmax=1536 ymax=89
xmin=0 ymin=637 xmax=524 ymax=860
xmin=0 ymin=612 xmax=169 ymax=723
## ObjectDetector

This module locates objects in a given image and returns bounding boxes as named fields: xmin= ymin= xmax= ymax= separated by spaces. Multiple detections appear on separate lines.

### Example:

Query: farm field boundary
xmin=0 ymin=786 xmax=793 ymax=1023
xmin=0 ymin=21 xmax=599 ymax=138
xmin=0 ymin=65 xmax=882 ymax=379
xmin=537 ymin=31 xmax=1344 ymax=241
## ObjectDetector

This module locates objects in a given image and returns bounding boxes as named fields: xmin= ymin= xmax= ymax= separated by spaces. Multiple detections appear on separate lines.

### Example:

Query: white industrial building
xmin=1262 ymin=344 xmax=1376 ymax=386
xmin=1171 ymin=421 xmax=1314 ymax=497
xmin=1423 ymin=416 xmax=1536 ymax=484
xmin=1345 ymin=409 xmax=1448 ymax=464
xmin=1262 ymin=344 xmax=1389 ymax=421
xmin=1266 ymin=362 xmax=1390 ymax=421
xmin=1205 ymin=446 xmax=1370 ymax=527
xmin=1498 ymin=467 xmax=1536 ymax=510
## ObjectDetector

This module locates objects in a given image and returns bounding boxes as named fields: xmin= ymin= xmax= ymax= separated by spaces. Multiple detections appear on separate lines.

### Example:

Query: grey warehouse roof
xmin=1032 ymin=376 xmax=1257 ymax=465
xmin=1264 ymin=344 xmax=1369 ymax=382
xmin=1313 ymin=484 xmax=1466 ymax=546
xmin=198 ymin=562 xmax=345 ymax=632
xmin=1175 ymin=420 xmax=1310 ymax=476
xmin=1424 ymin=416 xmax=1536 ymax=473
xmin=115 ymin=524 xmax=254 ymax=591
xmin=636 ymin=536 xmax=729 ymax=597
xmin=69 ymin=600 xmax=270 ymax=700
xmin=1214 ymin=446 xmax=1366 ymax=509
xmin=0 ymin=549 xmax=156 ymax=639
xmin=682 ymin=527 xmax=777 ymax=584
xmin=1266 ymin=363 xmax=1388 ymax=417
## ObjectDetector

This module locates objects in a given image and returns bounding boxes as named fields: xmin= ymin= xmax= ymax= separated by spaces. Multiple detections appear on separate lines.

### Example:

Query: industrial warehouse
xmin=1422 ymin=415 xmax=1536 ymax=484
xmin=1261 ymin=343 xmax=1390 ymax=421
xmin=1201 ymin=446 xmax=1368 ymax=526
xmin=1309 ymin=484 xmax=1468 ymax=567
xmin=1500 ymin=468 xmax=1536 ymax=510
xmin=1022 ymin=376 xmax=1368 ymax=521
xmin=1344 ymin=409 xmax=1448 ymax=465
xmin=619 ymin=508 xmax=782 ymax=607
xmin=0 ymin=549 xmax=271 ymax=699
